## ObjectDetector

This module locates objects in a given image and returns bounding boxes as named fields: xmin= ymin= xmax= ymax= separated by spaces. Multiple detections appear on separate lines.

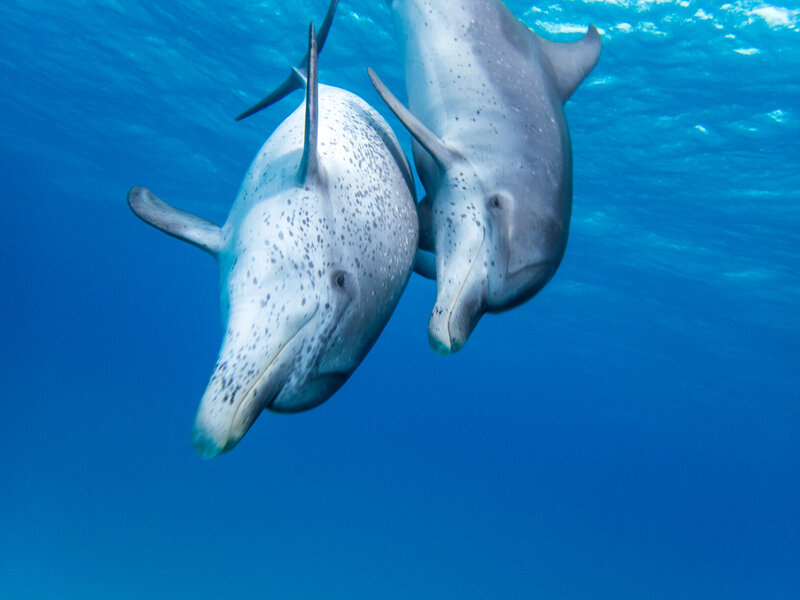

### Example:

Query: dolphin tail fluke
xmin=235 ymin=0 xmax=339 ymax=121
xmin=367 ymin=67 xmax=460 ymax=169
xmin=535 ymin=25 xmax=602 ymax=104
xmin=298 ymin=23 xmax=320 ymax=185
xmin=127 ymin=186 xmax=223 ymax=256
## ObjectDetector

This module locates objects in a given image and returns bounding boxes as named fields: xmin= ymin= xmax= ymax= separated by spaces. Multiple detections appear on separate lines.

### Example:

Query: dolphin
xmin=128 ymin=2 xmax=418 ymax=457
xmin=369 ymin=0 xmax=601 ymax=354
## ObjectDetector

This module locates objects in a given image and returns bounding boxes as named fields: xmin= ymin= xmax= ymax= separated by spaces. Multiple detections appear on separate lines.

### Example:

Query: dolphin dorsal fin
xmin=298 ymin=23 xmax=320 ymax=186
xmin=235 ymin=0 xmax=339 ymax=121
xmin=367 ymin=67 xmax=461 ymax=169
xmin=534 ymin=25 xmax=601 ymax=104
xmin=127 ymin=186 xmax=223 ymax=256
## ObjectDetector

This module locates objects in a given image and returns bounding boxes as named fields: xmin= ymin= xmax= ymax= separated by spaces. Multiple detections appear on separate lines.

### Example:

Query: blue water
xmin=2 ymin=1 xmax=798 ymax=598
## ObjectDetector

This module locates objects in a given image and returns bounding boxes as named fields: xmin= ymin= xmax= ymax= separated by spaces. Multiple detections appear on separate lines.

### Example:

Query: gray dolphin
xmin=370 ymin=0 xmax=601 ymax=354
xmin=128 ymin=2 xmax=418 ymax=457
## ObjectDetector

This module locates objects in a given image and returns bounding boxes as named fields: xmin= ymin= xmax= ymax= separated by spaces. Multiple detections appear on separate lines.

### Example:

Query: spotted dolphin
xmin=128 ymin=2 xmax=418 ymax=457
xmin=370 ymin=0 xmax=601 ymax=354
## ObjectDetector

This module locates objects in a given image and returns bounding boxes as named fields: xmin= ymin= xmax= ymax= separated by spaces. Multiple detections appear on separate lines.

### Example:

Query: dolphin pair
xmin=371 ymin=0 xmax=601 ymax=353
xmin=128 ymin=1 xmax=418 ymax=457
xmin=128 ymin=0 xmax=601 ymax=455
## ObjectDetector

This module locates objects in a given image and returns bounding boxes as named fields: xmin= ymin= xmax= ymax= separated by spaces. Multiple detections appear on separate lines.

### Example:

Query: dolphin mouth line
xmin=445 ymin=226 xmax=486 ymax=335
xmin=224 ymin=303 xmax=320 ymax=447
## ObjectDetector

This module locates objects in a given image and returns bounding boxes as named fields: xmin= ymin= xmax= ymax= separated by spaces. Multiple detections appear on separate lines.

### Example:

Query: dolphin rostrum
xmin=370 ymin=0 xmax=601 ymax=353
xmin=128 ymin=1 xmax=419 ymax=456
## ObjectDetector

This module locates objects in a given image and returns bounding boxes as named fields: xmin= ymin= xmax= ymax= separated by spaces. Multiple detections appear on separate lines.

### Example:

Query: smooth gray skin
xmin=375 ymin=0 xmax=601 ymax=354
xmin=128 ymin=35 xmax=418 ymax=457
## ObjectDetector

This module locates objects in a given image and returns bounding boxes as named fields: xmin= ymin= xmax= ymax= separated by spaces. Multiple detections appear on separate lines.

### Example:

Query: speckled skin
xmin=191 ymin=84 xmax=418 ymax=456
xmin=387 ymin=0 xmax=600 ymax=353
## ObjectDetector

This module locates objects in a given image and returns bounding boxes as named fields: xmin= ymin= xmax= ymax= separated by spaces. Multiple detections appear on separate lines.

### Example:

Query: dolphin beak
xmin=427 ymin=207 xmax=488 ymax=354
xmin=192 ymin=429 xmax=224 ymax=459
xmin=191 ymin=310 xmax=315 ymax=458
xmin=192 ymin=423 xmax=232 ymax=459
xmin=427 ymin=270 xmax=486 ymax=354
xmin=191 ymin=381 xmax=273 ymax=458
xmin=191 ymin=355 xmax=288 ymax=458
xmin=427 ymin=229 xmax=487 ymax=355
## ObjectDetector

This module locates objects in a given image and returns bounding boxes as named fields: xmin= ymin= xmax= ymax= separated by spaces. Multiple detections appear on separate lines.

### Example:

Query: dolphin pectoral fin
xmin=367 ymin=68 xmax=460 ymax=169
xmin=535 ymin=25 xmax=602 ymax=103
xmin=235 ymin=0 xmax=339 ymax=121
xmin=127 ymin=186 xmax=223 ymax=256
xmin=414 ymin=249 xmax=436 ymax=280
xmin=235 ymin=73 xmax=304 ymax=121
xmin=298 ymin=23 xmax=321 ymax=186
xmin=417 ymin=195 xmax=434 ymax=252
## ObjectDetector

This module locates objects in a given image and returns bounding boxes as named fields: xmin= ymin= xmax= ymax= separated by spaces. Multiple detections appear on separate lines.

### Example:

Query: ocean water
xmin=1 ymin=0 xmax=798 ymax=598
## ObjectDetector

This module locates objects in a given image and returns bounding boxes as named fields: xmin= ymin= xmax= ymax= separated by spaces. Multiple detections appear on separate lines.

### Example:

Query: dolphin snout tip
xmin=191 ymin=426 xmax=227 ymax=459
xmin=427 ymin=309 xmax=452 ymax=355
xmin=428 ymin=290 xmax=482 ymax=355
xmin=428 ymin=330 xmax=453 ymax=355
xmin=426 ymin=321 xmax=465 ymax=355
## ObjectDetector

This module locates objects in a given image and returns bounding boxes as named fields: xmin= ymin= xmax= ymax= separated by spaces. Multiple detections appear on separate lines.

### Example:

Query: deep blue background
xmin=2 ymin=1 xmax=798 ymax=598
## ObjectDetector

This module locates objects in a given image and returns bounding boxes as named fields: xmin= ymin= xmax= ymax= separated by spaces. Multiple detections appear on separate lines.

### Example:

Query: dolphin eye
xmin=332 ymin=270 xmax=347 ymax=289
xmin=330 ymin=270 xmax=359 ymax=305
xmin=488 ymin=194 xmax=503 ymax=210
